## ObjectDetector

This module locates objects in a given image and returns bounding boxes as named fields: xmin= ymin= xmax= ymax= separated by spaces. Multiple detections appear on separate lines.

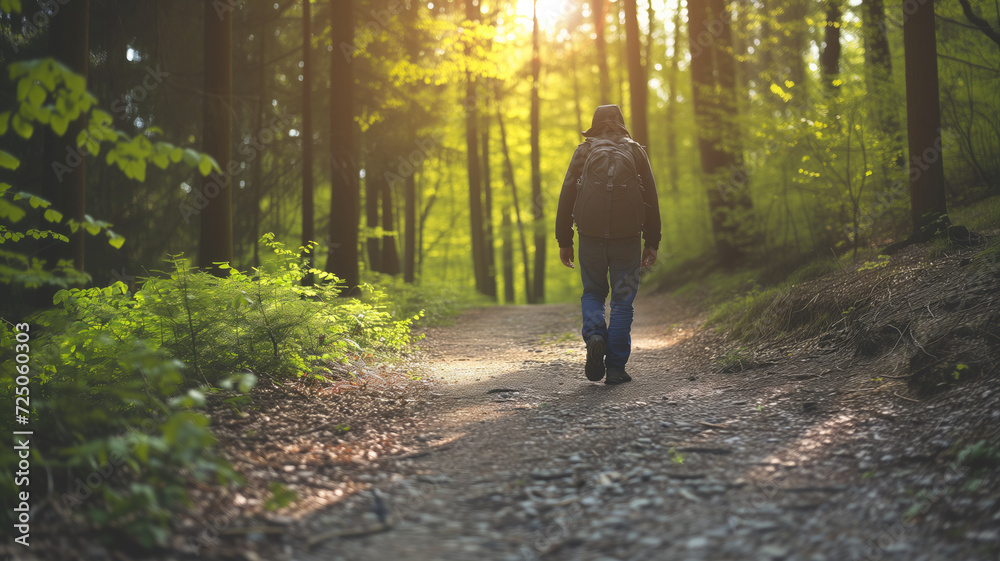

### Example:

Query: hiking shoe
xmin=585 ymin=335 xmax=607 ymax=381
xmin=605 ymin=368 xmax=632 ymax=385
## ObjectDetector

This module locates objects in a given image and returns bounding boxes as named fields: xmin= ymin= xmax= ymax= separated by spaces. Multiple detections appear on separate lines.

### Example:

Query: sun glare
xmin=511 ymin=0 xmax=567 ymax=32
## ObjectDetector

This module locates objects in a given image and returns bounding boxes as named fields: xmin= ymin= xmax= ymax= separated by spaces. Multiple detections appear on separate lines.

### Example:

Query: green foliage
xmin=0 ymin=236 xmax=414 ymax=548
xmin=264 ymin=482 xmax=298 ymax=511
xmin=857 ymin=255 xmax=891 ymax=272
xmin=0 ymin=58 xmax=217 ymax=288
xmin=956 ymin=439 xmax=1000 ymax=471
xmin=363 ymin=271 xmax=486 ymax=327
xmin=0 ymin=321 xmax=246 ymax=548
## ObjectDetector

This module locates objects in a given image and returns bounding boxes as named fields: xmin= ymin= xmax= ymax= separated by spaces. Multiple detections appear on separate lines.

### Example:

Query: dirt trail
xmin=293 ymin=286 xmax=1000 ymax=561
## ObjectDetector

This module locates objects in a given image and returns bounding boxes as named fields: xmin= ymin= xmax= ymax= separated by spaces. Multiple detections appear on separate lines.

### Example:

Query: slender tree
xmin=482 ymin=116 xmax=497 ymax=298
xmin=366 ymin=162 xmax=381 ymax=270
xmin=404 ymin=173 xmax=416 ymax=283
xmin=496 ymin=102 xmax=533 ymax=303
xmin=327 ymin=0 xmax=361 ymax=292
xmin=666 ymin=0 xmax=682 ymax=193
xmin=301 ymin=0 xmax=315 ymax=284
xmin=903 ymin=0 xmax=948 ymax=237
xmin=464 ymin=0 xmax=489 ymax=296
xmin=592 ymin=0 xmax=613 ymax=105
xmin=820 ymin=0 xmax=843 ymax=94
xmin=687 ymin=0 xmax=752 ymax=263
xmin=624 ymin=0 xmax=648 ymax=147
xmin=501 ymin=208 xmax=515 ymax=303
xmin=199 ymin=0 xmax=234 ymax=273
xmin=381 ymin=178 xmax=400 ymax=274
xmin=530 ymin=0 xmax=545 ymax=303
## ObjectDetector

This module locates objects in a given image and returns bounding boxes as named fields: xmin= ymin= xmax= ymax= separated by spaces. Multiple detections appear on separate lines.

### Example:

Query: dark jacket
xmin=555 ymin=105 xmax=661 ymax=250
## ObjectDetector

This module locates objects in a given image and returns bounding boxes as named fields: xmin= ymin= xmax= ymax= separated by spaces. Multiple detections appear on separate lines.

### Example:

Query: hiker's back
xmin=573 ymin=136 xmax=646 ymax=239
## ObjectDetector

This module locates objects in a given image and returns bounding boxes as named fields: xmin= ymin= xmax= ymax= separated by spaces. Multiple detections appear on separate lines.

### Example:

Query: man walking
xmin=555 ymin=105 xmax=661 ymax=384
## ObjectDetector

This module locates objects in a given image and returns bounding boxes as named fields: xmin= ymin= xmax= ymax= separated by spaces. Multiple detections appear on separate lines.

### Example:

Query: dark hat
xmin=582 ymin=104 xmax=631 ymax=138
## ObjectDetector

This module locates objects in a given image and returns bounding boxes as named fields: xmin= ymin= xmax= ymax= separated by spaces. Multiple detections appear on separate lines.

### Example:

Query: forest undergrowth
xmin=680 ymin=195 xmax=1000 ymax=394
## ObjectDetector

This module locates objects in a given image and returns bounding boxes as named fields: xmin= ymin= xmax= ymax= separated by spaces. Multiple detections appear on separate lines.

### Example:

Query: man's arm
xmin=554 ymin=143 xmax=588 ymax=253
xmin=634 ymin=144 xmax=661 ymax=252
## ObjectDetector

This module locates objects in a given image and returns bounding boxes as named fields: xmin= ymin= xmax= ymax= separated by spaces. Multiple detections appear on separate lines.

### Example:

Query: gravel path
xmin=294 ymin=288 xmax=1000 ymax=561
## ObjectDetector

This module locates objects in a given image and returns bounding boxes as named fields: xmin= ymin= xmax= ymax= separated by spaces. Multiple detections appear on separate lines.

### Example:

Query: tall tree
xmin=592 ymin=0 xmax=613 ymax=105
xmin=301 ymin=0 xmax=315 ymax=284
xmin=199 ymin=0 xmax=234 ymax=273
xmin=482 ymin=115 xmax=497 ymax=298
xmin=381 ymin=178 xmax=400 ymax=274
xmin=666 ymin=0 xmax=682 ymax=193
xmin=326 ymin=0 xmax=360 ymax=292
xmin=623 ymin=0 xmax=648 ymax=147
xmin=687 ymin=0 xmax=752 ymax=263
xmin=464 ymin=0 xmax=489 ymax=297
xmin=530 ymin=0 xmax=546 ymax=303
xmin=819 ymin=0 xmax=843 ymax=94
xmin=496 ymin=102 xmax=533 ymax=303
xmin=403 ymin=174 xmax=417 ymax=283
xmin=366 ymin=164 xmax=381 ymax=270
xmin=903 ymin=0 xmax=948 ymax=237
xmin=501 ymin=208 xmax=515 ymax=303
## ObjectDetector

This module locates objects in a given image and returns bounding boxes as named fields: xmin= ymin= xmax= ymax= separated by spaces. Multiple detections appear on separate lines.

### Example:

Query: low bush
xmin=0 ymin=235 xmax=415 ymax=547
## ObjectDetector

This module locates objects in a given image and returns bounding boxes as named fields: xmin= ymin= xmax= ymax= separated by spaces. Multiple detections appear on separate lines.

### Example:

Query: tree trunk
xmin=530 ymin=0 xmax=545 ymax=303
xmin=688 ymin=0 xmax=751 ymax=264
xmin=592 ymin=0 xmax=612 ymax=105
xmin=326 ymin=0 xmax=360 ymax=293
xmin=820 ymin=0 xmax=842 ymax=94
xmin=482 ymin=117 xmax=497 ymax=299
xmin=465 ymin=0 xmax=488 ymax=296
xmin=251 ymin=15 xmax=265 ymax=268
xmin=903 ymin=0 xmax=948 ymax=237
xmin=301 ymin=0 xmax=315 ymax=285
xmin=666 ymin=0 xmax=681 ymax=193
xmin=366 ymin=164 xmax=381 ymax=271
xmin=502 ymin=208 xmax=515 ymax=303
xmin=570 ymin=40 xmax=584 ymax=134
xmin=381 ymin=178 xmax=400 ymax=275
xmin=862 ymin=0 xmax=899 ymax=137
xmin=199 ymin=0 xmax=234 ymax=274
xmin=404 ymin=173 xmax=416 ymax=283
xmin=496 ymin=102 xmax=533 ymax=304
xmin=624 ymin=0 xmax=648 ymax=148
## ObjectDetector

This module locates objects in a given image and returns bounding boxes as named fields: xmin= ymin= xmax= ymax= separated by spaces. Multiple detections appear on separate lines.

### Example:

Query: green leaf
xmin=43 ymin=208 xmax=63 ymax=223
xmin=50 ymin=113 xmax=69 ymax=136
xmin=0 ymin=112 xmax=9 ymax=135
xmin=108 ymin=231 xmax=125 ymax=249
xmin=0 ymin=150 xmax=20 ymax=170
xmin=0 ymin=199 xmax=26 ymax=223
xmin=197 ymin=155 xmax=214 ymax=176
xmin=169 ymin=147 xmax=183 ymax=163
xmin=27 ymin=84 xmax=46 ymax=108
xmin=11 ymin=113 xmax=33 ymax=139
xmin=181 ymin=148 xmax=201 ymax=167
xmin=151 ymin=152 xmax=169 ymax=169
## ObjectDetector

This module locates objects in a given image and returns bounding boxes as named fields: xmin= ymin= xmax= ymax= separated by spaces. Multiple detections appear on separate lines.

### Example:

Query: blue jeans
xmin=578 ymin=235 xmax=641 ymax=370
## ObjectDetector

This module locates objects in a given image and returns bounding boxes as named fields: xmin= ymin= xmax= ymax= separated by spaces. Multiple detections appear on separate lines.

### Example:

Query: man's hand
xmin=560 ymin=247 xmax=575 ymax=269
xmin=641 ymin=247 xmax=657 ymax=269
